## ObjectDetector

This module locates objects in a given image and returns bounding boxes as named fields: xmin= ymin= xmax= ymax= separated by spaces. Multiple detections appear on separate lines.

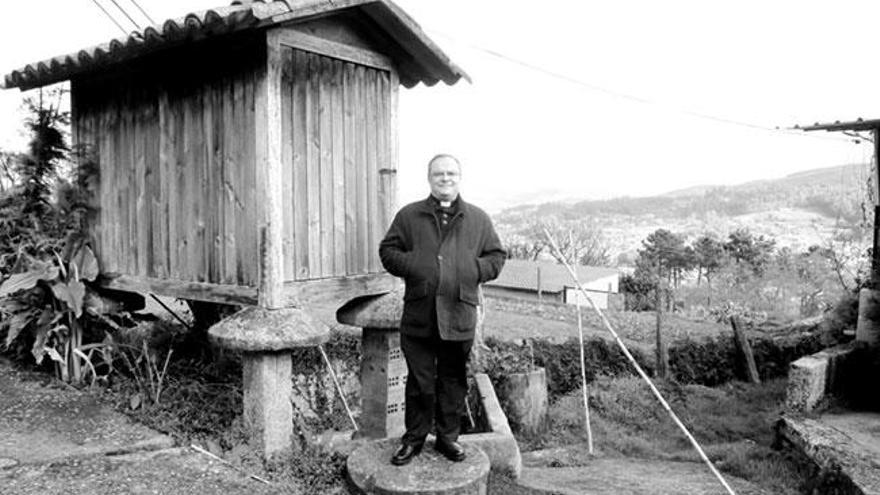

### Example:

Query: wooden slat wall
xmin=280 ymin=47 xmax=394 ymax=281
xmin=71 ymin=46 xmax=263 ymax=287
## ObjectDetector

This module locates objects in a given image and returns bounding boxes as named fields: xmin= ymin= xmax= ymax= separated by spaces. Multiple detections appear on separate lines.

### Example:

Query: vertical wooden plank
xmin=376 ymin=70 xmax=392 ymax=238
xmin=204 ymin=81 xmax=219 ymax=283
xmin=319 ymin=55 xmax=334 ymax=278
xmin=144 ymin=87 xmax=161 ymax=278
xmin=222 ymin=73 xmax=238 ymax=285
xmin=232 ymin=74 xmax=248 ymax=285
xmin=258 ymin=30 xmax=285 ymax=308
xmin=292 ymin=49 xmax=310 ymax=280
xmin=331 ymin=59 xmax=346 ymax=276
xmin=195 ymin=85 xmax=208 ymax=282
xmin=342 ymin=62 xmax=357 ymax=275
xmin=244 ymin=61 xmax=259 ymax=287
xmin=365 ymin=68 xmax=379 ymax=273
xmin=120 ymin=89 xmax=133 ymax=275
xmin=127 ymin=87 xmax=138 ymax=275
xmin=158 ymin=87 xmax=172 ymax=280
xmin=179 ymin=82 xmax=195 ymax=281
xmin=171 ymin=87 xmax=185 ymax=280
xmin=389 ymin=70 xmax=400 ymax=219
xmin=307 ymin=52 xmax=322 ymax=278
xmin=280 ymin=46 xmax=295 ymax=282
xmin=105 ymin=92 xmax=118 ymax=273
xmin=135 ymin=85 xmax=149 ymax=277
xmin=355 ymin=65 xmax=368 ymax=273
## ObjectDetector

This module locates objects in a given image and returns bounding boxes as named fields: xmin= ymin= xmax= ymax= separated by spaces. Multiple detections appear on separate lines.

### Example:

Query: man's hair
xmin=427 ymin=154 xmax=461 ymax=174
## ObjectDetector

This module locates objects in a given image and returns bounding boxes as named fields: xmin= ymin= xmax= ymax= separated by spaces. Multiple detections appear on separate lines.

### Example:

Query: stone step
xmin=778 ymin=412 xmax=880 ymax=494
xmin=347 ymin=438 xmax=490 ymax=495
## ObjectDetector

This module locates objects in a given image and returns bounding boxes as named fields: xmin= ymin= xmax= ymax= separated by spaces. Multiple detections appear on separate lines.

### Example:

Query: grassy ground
xmin=483 ymin=295 xmax=733 ymax=347
xmin=516 ymin=376 xmax=811 ymax=494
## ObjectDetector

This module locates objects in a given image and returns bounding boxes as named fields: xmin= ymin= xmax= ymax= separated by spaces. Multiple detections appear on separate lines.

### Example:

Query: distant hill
xmin=495 ymin=163 xmax=872 ymax=261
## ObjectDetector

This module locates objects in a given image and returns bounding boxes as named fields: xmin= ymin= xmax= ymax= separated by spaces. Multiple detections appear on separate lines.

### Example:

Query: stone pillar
xmin=360 ymin=328 xmax=407 ymax=438
xmin=209 ymin=306 xmax=329 ymax=458
xmin=242 ymin=352 xmax=294 ymax=455
xmin=337 ymin=289 xmax=406 ymax=439
xmin=856 ymin=288 xmax=880 ymax=345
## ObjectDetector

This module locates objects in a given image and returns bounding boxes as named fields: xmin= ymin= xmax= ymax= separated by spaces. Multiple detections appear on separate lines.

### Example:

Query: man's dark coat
xmin=379 ymin=196 xmax=506 ymax=341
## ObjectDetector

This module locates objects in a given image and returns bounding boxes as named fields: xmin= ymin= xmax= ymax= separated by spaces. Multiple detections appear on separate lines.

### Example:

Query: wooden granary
xmin=2 ymin=0 xmax=468 ymax=311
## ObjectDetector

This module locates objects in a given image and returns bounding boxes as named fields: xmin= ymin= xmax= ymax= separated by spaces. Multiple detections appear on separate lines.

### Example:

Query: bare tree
xmin=520 ymin=218 xmax=610 ymax=266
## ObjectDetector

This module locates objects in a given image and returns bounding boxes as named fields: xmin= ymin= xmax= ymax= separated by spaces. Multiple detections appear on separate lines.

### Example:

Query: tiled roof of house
xmin=487 ymin=259 xmax=618 ymax=293
xmin=2 ymin=0 xmax=469 ymax=90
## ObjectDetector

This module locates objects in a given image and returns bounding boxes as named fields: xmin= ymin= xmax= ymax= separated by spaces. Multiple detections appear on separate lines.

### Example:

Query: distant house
xmin=485 ymin=259 xmax=619 ymax=309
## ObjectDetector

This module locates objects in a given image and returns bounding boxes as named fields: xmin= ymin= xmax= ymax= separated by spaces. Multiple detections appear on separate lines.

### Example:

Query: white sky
xmin=0 ymin=0 xmax=876 ymax=212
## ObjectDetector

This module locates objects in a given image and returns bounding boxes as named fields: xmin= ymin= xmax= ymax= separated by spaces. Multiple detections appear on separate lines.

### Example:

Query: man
xmin=379 ymin=154 xmax=506 ymax=466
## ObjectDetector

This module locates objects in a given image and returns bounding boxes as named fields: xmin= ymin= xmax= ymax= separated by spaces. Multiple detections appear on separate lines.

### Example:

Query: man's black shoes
xmin=434 ymin=439 xmax=466 ymax=462
xmin=391 ymin=442 xmax=423 ymax=466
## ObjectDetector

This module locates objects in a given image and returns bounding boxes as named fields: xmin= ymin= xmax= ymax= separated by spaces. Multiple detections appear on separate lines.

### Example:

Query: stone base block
xmin=347 ymin=438 xmax=490 ymax=495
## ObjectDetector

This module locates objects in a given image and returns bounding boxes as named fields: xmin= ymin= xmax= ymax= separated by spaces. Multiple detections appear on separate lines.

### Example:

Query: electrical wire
xmin=87 ymin=0 xmax=130 ymax=36
xmin=427 ymin=28 xmax=854 ymax=145
xmin=127 ymin=0 xmax=157 ymax=26
xmin=107 ymin=0 xmax=142 ymax=30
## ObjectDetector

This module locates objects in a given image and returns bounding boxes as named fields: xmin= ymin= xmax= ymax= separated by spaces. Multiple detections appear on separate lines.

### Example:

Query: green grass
xmin=515 ymin=376 xmax=812 ymax=495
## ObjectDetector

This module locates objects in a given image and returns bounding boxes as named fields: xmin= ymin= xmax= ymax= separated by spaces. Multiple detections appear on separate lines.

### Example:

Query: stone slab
xmin=518 ymin=459 xmax=767 ymax=495
xmin=347 ymin=438 xmax=490 ymax=495
xmin=0 ymin=358 xmax=174 ymax=466
xmin=209 ymin=306 xmax=328 ymax=352
xmin=778 ymin=412 xmax=880 ymax=494
xmin=0 ymin=447 xmax=281 ymax=495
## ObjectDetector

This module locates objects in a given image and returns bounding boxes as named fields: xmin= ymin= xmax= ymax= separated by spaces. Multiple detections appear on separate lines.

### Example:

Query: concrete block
xmin=786 ymin=354 xmax=828 ymax=413
xmin=785 ymin=343 xmax=858 ymax=413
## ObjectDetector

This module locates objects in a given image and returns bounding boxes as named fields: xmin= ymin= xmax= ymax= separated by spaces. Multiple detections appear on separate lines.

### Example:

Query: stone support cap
xmin=209 ymin=306 xmax=329 ymax=352
xmin=336 ymin=288 xmax=404 ymax=329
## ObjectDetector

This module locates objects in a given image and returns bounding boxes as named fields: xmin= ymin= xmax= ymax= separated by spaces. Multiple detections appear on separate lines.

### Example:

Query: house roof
xmin=487 ymin=259 xmax=619 ymax=293
xmin=2 ymin=0 xmax=469 ymax=91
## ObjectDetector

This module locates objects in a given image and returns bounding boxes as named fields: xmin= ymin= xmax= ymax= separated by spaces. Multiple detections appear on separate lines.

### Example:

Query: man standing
xmin=379 ymin=154 xmax=506 ymax=466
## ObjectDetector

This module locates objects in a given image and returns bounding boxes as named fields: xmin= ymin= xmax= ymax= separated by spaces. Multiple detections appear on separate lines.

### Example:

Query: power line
xmin=87 ymin=0 xmax=129 ymax=36
xmin=428 ymin=29 xmax=855 ymax=145
xmin=127 ymin=0 xmax=157 ymax=25
xmin=107 ymin=0 xmax=142 ymax=30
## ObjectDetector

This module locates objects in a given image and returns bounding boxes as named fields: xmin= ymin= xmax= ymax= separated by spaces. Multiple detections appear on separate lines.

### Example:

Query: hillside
xmin=495 ymin=163 xmax=872 ymax=260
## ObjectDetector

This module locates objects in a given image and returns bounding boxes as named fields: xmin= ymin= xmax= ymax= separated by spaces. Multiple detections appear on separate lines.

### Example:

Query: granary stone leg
xmin=209 ymin=306 xmax=329 ymax=459
xmin=337 ymin=290 xmax=406 ymax=439
xmin=242 ymin=351 xmax=295 ymax=456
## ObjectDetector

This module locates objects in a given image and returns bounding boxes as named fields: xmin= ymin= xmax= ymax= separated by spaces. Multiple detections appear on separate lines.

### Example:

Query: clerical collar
xmin=429 ymin=195 xmax=460 ymax=209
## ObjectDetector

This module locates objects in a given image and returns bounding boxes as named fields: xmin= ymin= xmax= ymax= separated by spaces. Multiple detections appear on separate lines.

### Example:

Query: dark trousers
xmin=400 ymin=333 xmax=473 ymax=446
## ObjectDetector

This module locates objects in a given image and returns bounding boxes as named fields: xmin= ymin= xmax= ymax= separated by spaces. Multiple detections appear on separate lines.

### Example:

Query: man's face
xmin=428 ymin=157 xmax=461 ymax=201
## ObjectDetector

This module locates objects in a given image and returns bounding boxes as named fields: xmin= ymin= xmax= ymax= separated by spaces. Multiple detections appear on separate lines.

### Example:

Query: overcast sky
xmin=0 ymin=0 xmax=876 ymax=211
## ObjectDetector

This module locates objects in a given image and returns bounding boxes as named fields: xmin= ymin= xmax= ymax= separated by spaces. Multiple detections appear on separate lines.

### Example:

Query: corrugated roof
xmin=487 ymin=259 xmax=619 ymax=293
xmin=2 ymin=0 xmax=469 ymax=91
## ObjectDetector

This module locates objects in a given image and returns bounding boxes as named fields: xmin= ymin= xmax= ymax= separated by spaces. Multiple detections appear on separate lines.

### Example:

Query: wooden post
xmin=873 ymin=129 xmax=880 ymax=283
xmin=730 ymin=316 xmax=760 ymax=384
xmin=257 ymin=30 xmax=285 ymax=309
xmin=536 ymin=266 xmax=542 ymax=303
